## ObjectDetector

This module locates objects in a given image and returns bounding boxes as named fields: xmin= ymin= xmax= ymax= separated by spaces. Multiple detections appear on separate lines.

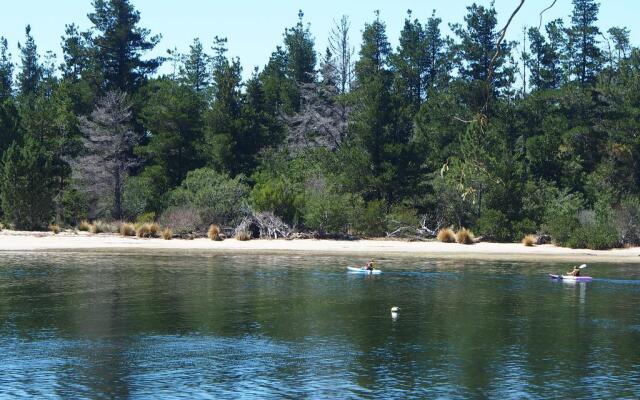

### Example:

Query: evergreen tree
xmin=567 ymin=0 xmax=601 ymax=86
xmin=527 ymin=21 xmax=564 ymax=90
xmin=284 ymin=10 xmax=316 ymax=84
xmin=1 ymin=138 xmax=54 ymax=230
xmin=451 ymin=3 xmax=516 ymax=98
xmin=204 ymin=37 xmax=243 ymax=173
xmin=0 ymin=37 xmax=12 ymax=100
xmin=87 ymin=0 xmax=162 ymax=92
xmin=423 ymin=11 xmax=448 ymax=97
xmin=17 ymin=25 xmax=43 ymax=96
xmin=392 ymin=10 xmax=425 ymax=111
xmin=180 ymin=38 xmax=210 ymax=92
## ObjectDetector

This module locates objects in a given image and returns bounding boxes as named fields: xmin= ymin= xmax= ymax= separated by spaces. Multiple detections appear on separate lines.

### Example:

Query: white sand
xmin=1 ymin=230 xmax=639 ymax=262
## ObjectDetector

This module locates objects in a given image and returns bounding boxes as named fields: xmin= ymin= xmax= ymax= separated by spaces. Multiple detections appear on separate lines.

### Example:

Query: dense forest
xmin=1 ymin=0 xmax=639 ymax=248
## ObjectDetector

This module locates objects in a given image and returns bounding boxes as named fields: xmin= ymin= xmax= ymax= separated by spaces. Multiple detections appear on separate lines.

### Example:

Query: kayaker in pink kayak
xmin=566 ymin=266 xmax=581 ymax=276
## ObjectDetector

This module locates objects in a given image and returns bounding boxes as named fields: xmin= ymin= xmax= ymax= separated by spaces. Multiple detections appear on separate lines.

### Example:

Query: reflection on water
xmin=1 ymin=252 xmax=640 ymax=398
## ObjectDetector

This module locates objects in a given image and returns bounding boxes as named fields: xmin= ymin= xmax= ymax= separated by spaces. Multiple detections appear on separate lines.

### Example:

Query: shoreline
xmin=1 ymin=230 xmax=640 ymax=263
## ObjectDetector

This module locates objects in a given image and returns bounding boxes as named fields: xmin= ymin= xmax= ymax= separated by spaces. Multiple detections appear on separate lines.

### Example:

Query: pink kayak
xmin=549 ymin=274 xmax=593 ymax=282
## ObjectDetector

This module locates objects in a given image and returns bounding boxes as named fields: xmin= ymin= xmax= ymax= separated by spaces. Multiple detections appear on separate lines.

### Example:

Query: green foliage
xmin=60 ymin=187 xmax=89 ymax=226
xmin=303 ymin=188 xmax=352 ymax=234
xmin=0 ymin=139 xmax=54 ymax=230
xmin=168 ymin=168 xmax=249 ymax=226
xmin=122 ymin=174 xmax=157 ymax=220
xmin=475 ymin=209 xmax=512 ymax=242
xmin=352 ymin=199 xmax=387 ymax=237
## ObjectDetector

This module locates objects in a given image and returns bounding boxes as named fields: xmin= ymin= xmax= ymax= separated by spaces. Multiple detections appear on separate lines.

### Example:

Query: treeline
xmin=1 ymin=0 xmax=640 ymax=248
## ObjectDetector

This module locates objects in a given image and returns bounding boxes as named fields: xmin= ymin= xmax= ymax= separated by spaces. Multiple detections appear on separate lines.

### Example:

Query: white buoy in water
xmin=391 ymin=306 xmax=400 ymax=312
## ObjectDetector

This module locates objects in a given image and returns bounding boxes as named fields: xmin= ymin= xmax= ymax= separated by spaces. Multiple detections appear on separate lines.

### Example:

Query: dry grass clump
xmin=455 ymin=228 xmax=475 ymax=244
xmin=148 ymin=222 xmax=160 ymax=237
xmin=48 ymin=224 xmax=60 ymax=234
xmin=235 ymin=230 xmax=251 ymax=241
xmin=136 ymin=223 xmax=160 ymax=238
xmin=136 ymin=224 xmax=151 ymax=238
xmin=522 ymin=234 xmax=536 ymax=247
xmin=207 ymin=224 xmax=222 ymax=241
xmin=161 ymin=228 xmax=172 ymax=240
xmin=89 ymin=222 xmax=102 ymax=234
xmin=78 ymin=220 xmax=91 ymax=231
xmin=436 ymin=228 xmax=456 ymax=243
xmin=119 ymin=222 xmax=136 ymax=237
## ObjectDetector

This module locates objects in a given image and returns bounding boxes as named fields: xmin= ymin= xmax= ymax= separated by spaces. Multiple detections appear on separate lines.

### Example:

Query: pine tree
xmin=87 ymin=0 xmax=161 ymax=92
xmin=284 ymin=10 xmax=316 ymax=84
xmin=17 ymin=25 xmax=43 ymax=96
xmin=392 ymin=10 xmax=425 ymax=111
xmin=568 ymin=0 xmax=601 ymax=86
xmin=423 ymin=11 xmax=448 ymax=97
xmin=451 ymin=3 xmax=516 ymax=94
xmin=1 ymin=138 xmax=54 ymax=230
xmin=180 ymin=38 xmax=210 ymax=92
xmin=0 ymin=37 xmax=12 ymax=100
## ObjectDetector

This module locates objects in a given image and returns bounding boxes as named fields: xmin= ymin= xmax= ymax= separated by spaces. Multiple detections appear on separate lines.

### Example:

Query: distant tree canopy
xmin=1 ymin=0 xmax=640 ymax=249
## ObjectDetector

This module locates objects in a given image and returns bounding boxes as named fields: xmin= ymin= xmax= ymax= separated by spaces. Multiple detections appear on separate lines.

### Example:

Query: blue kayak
xmin=347 ymin=266 xmax=382 ymax=275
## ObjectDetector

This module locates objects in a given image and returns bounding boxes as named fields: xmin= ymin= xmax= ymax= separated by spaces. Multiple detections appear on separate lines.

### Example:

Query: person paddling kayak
xmin=566 ymin=265 xmax=581 ymax=276
xmin=364 ymin=259 xmax=375 ymax=271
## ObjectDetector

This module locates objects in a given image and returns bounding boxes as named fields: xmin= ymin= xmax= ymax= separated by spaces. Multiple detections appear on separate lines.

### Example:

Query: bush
xmin=614 ymin=197 xmax=640 ymax=245
xmin=60 ymin=188 xmax=89 ymax=227
xmin=521 ymin=234 xmax=536 ymax=246
xmin=456 ymin=228 xmax=475 ymax=244
xmin=208 ymin=224 xmax=222 ymax=241
xmin=168 ymin=168 xmax=249 ymax=227
xmin=119 ymin=223 xmax=136 ymax=236
xmin=159 ymin=206 xmax=202 ymax=235
xmin=161 ymin=228 xmax=172 ymax=240
xmin=136 ymin=212 xmax=156 ymax=224
xmin=565 ymin=223 xmax=620 ymax=250
xmin=475 ymin=209 xmax=512 ymax=242
xmin=542 ymin=190 xmax=584 ymax=245
xmin=352 ymin=199 xmax=387 ymax=237
xmin=78 ymin=220 xmax=91 ymax=231
xmin=437 ymin=228 xmax=456 ymax=243
xmin=122 ymin=175 xmax=157 ymax=221
xmin=385 ymin=205 xmax=420 ymax=236
xmin=48 ymin=224 xmax=60 ymax=234
xmin=92 ymin=220 xmax=118 ymax=234
xmin=303 ymin=189 xmax=352 ymax=234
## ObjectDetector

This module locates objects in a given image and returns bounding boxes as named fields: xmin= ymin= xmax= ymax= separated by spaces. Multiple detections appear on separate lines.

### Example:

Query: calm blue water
xmin=1 ymin=252 xmax=639 ymax=399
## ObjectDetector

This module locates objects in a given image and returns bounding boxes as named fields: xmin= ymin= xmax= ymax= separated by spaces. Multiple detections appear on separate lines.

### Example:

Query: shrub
xmin=236 ymin=230 xmax=251 ymax=241
xmin=456 ymin=228 xmax=475 ymax=244
xmin=303 ymin=189 xmax=352 ymax=234
xmin=48 ymin=224 xmax=60 ymax=234
xmin=475 ymin=209 xmax=512 ymax=242
xmin=385 ymin=205 xmax=420 ymax=237
xmin=92 ymin=220 xmax=118 ymax=234
xmin=437 ymin=228 xmax=456 ymax=243
xmin=352 ymin=199 xmax=387 ymax=237
xmin=168 ymin=168 xmax=249 ymax=226
xmin=78 ymin=220 xmax=91 ymax=232
xmin=89 ymin=223 xmax=101 ymax=234
xmin=0 ymin=222 xmax=3 ymax=231
xmin=208 ymin=224 xmax=222 ymax=241
xmin=542 ymin=190 xmax=584 ymax=245
xmin=161 ymin=228 xmax=172 ymax=240
xmin=119 ymin=223 xmax=136 ymax=236
xmin=521 ymin=234 xmax=536 ymax=246
xmin=159 ymin=206 xmax=202 ymax=235
xmin=565 ymin=223 xmax=620 ymax=250
xmin=136 ymin=212 xmax=156 ymax=224
xmin=122 ymin=174 xmax=158 ymax=221
xmin=60 ymin=188 xmax=89 ymax=227
xmin=614 ymin=197 xmax=640 ymax=245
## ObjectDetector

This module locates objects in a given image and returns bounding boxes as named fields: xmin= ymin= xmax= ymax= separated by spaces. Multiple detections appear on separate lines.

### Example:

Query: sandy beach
xmin=1 ymin=230 xmax=639 ymax=262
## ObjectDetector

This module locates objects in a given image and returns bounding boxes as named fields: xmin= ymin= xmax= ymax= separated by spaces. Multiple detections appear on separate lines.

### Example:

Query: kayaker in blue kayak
xmin=566 ymin=266 xmax=581 ymax=276
xmin=364 ymin=259 xmax=375 ymax=271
